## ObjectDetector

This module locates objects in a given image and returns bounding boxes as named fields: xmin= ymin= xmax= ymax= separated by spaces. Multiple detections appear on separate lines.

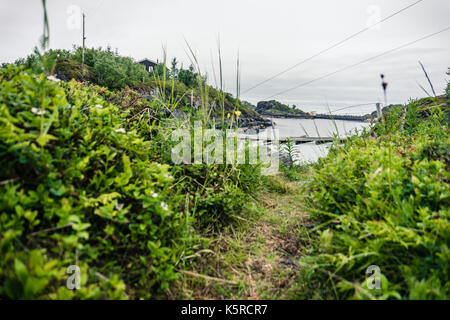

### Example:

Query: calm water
xmin=244 ymin=118 xmax=372 ymax=164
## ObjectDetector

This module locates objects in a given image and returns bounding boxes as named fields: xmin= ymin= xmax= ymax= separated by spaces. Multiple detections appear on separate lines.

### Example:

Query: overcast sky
xmin=1 ymin=0 xmax=449 ymax=114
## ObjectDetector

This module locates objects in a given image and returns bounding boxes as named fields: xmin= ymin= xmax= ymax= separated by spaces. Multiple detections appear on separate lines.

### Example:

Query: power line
xmin=242 ymin=0 xmax=425 ymax=94
xmin=303 ymin=103 xmax=377 ymax=117
xmin=264 ymin=26 xmax=450 ymax=100
xmin=330 ymin=102 xmax=378 ymax=113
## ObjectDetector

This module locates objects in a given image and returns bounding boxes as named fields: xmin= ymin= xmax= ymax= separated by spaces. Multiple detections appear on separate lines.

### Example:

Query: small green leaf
xmin=14 ymin=259 xmax=28 ymax=284
xmin=36 ymin=133 xmax=57 ymax=147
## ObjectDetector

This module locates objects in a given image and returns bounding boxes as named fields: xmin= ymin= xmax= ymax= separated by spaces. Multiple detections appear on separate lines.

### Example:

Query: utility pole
xmin=82 ymin=13 xmax=86 ymax=65
xmin=376 ymin=103 xmax=382 ymax=119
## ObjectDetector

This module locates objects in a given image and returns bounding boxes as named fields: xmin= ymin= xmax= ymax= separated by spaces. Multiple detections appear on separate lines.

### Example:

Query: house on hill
xmin=139 ymin=58 xmax=158 ymax=72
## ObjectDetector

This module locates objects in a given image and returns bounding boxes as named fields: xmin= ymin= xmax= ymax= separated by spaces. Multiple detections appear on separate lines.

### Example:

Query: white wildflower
xmin=151 ymin=192 xmax=158 ymax=198
xmin=96 ymin=104 xmax=104 ymax=109
xmin=115 ymin=128 xmax=126 ymax=134
xmin=161 ymin=202 xmax=169 ymax=211
xmin=31 ymin=107 xmax=45 ymax=115
xmin=47 ymin=75 xmax=61 ymax=82
xmin=115 ymin=202 xmax=124 ymax=211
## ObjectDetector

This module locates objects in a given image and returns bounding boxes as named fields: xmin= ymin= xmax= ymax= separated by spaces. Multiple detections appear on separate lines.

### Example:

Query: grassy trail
xmin=172 ymin=175 xmax=311 ymax=299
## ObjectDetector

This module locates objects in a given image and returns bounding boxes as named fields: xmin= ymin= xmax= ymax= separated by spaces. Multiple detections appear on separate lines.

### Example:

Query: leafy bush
xmin=0 ymin=0 xmax=269 ymax=300
xmin=54 ymin=57 xmax=91 ymax=82
xmin=0 ymin=62 xmax=265 ymax=299
xmin=299 ymin=95 xmax=450 ymax=299
xmin=177 ymin=67 xmax=198 ymax=88
xmin=256 ymin=100 xmax=305 ymax=116
xmin=0 ymin=65 xmax=199 ymax=298
xmin=11 ymin=47 xmax=151 ymax=91
xmin=70 ymin=47 xmax=151 ymax=90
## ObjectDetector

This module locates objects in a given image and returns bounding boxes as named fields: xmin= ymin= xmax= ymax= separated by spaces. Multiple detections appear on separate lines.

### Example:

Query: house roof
xmin=138 ymin=58 xmax=158 ymax=65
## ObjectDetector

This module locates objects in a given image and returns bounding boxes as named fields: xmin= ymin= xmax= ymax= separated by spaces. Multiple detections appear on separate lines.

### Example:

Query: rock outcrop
xmin=256 ymin=100 xmax=306 ymax=117
xmin=134 ymin=86 xmax=273 ymax=129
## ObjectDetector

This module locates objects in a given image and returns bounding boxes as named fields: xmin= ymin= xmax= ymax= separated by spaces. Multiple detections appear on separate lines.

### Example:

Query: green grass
xmin=173 ymin=175 xmax=310 ymax=300
xmin=2 ymin=0 xmax=448 ymax=300
xmin=292 ymin=94 xmax=450 ymax=300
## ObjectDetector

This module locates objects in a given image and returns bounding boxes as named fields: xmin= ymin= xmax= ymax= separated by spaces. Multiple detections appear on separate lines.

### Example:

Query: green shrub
xmin=195 ymin=184 xmax=247 ymax=230
xmin=0 ymin=64 xmax=263 ymax=299
xmin=177 ymin=67 xmax=198 ymax=88
xmin=70 ymin=47 xmax=151 ymax=90
xmin=54 ymin=57 xmax=91 ymax=82
xmin=0 ymin=65 xmax=197 ymax=298
xmin=299 ymin=96 xmax=450 ymax=299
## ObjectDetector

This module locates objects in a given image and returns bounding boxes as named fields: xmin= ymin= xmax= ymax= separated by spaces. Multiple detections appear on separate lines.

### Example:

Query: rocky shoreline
xmin=238 ymin=116 xmax=273 ymax=129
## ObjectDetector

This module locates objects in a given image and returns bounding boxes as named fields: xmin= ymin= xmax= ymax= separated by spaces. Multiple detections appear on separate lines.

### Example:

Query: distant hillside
xmin=241 ymin=100 xmax=257 ymax=110
xmin=256 ymin=100 xmax=305 ymax=117
xmin=10 ymin=47 xmax=271 ymax=129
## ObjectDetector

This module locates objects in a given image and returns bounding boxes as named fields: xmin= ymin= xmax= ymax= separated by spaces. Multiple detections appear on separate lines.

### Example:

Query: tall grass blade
xmin=419 ymin=61 xmax=436 ymax=97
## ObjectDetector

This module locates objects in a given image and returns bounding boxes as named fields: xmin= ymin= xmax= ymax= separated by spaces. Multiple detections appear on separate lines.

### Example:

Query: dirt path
xmin=171 ymin=176 xmax=311 ymax=300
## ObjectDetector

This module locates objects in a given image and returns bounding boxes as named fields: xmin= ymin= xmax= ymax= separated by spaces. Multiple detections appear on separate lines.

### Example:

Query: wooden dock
xmin=238 ymin=135 xmax=345 ymax=145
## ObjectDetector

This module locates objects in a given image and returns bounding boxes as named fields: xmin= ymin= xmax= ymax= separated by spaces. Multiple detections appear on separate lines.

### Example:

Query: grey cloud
xmin=1 ymin=0 xmax=448 ymax=110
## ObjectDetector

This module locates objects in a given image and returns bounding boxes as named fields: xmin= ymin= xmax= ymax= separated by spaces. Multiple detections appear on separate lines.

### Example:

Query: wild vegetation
xmin=291 ymin=94 xmax=450 ymax=299
xmin=9 ymin=47 xmax=263 ymax=126
xmin=0 ymin=57 xmax=266 ymax=299
xmin=256 ymin=100 xmax=306 ymax=117
xmin=173 ymin=91 xmax=449 ymax=301
xmin=0 ymin=1 xmax=448 ymax=299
